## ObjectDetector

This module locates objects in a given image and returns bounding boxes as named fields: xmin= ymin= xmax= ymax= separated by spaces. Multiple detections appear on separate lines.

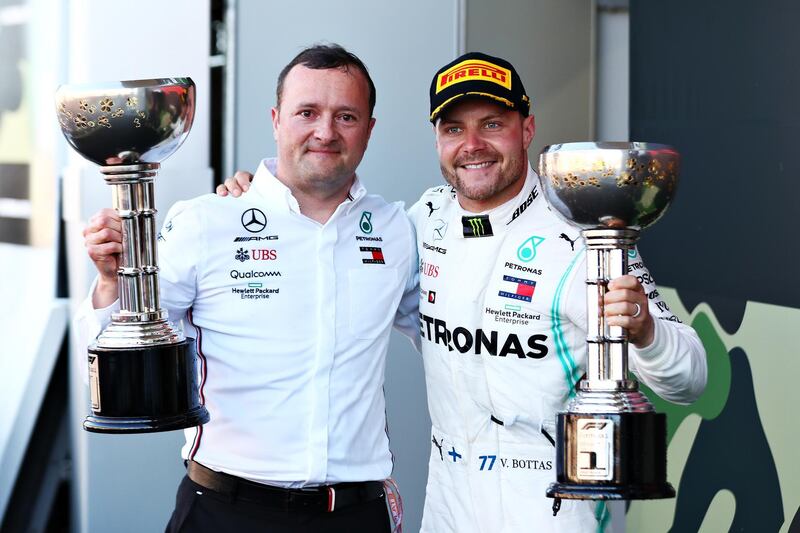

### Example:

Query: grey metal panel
xmin=465 ymin=0 xmax=594 ymax=157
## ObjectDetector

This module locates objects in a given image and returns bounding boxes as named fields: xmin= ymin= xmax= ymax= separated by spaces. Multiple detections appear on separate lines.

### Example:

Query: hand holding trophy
xmin=56 ymin=79 xmax=209 ymax=433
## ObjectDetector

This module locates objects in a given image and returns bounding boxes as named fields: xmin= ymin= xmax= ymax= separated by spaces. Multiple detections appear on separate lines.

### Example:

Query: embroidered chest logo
xmin=517 ymin=235 xmax=545 ymax=262
xmin=235 ymin=248 xmax=250 ymax=262
xmin=462 ymin=215 xmax=493 ymax=238
xmin=498 ymin=275 xmax=536 ymax=302
xmin=426 ymin=201 xmax=440 ymax=217
xmin=432 ymin=219 xmax=448 ymax=241
xmin=241 ymin=208 xmax=267 ymax=233
xmin=360 ymin=246 xmax=385 ymax=264
xmin=559 ymin=233 xmax=579 ymax=251
xmin=359 ymin=211 xmax=373 ymax=234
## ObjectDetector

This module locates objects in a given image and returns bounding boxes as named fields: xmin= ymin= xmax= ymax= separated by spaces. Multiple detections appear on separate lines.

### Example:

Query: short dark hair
xmin=276 ymin=44 xmax=376 ymax=117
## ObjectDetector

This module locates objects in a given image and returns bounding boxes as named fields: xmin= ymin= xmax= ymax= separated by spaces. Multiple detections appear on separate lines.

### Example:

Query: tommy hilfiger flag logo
xmin=360 ymin=246 xmax=385 ymax=264
xmin=498 ymin=275 xmax=536 ymax=302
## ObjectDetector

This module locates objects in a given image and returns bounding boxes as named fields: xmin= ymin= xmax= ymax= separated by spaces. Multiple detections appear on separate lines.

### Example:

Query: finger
xmin=602 ymin=301 xmax=641 ymax=317
xmin=87 ymin=241 xmax=123 ymax=261
xmin=84 ymin=226 xmax=123 ymax=246
xmin=607 ymin=275 xmax=644 ymax=292
xmin=233 ymin=171 xmax=252 ymax=191
xmin=85 ymin=209 xmax=122 ymax=235
xmin=224 ymin=177 xmax=243 ymax=197
xmin=603 ymin=288 xmax=641 ymax=305
xmin=215 ymin=184 xmax=229 ymax=196
xmin=605 ymin=314 xmax=636 ymax=330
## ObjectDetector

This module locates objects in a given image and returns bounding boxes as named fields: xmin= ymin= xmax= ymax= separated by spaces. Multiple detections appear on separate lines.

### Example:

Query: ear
xmin=522 ymin=114 xmax=535 ymax=150
xmin=432 ymin=123 xmax=440 ymax=151
xmin=366 ymin=117 xmax=376 ymax=141
xmin=271 ymin=107 xmax=279 ymax=141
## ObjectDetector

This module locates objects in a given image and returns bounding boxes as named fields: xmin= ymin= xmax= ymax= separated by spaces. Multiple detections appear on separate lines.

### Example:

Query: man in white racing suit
xmin=407 ymin=52 xmax=707 ymax=533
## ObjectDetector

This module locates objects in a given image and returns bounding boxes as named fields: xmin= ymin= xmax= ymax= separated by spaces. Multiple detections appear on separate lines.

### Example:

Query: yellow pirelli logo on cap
xmin=436 ymin=59 xmax=511 ymax=94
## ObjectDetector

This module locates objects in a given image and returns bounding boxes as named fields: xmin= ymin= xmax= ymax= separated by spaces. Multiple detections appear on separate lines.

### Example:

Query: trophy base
xmin=85 ymin=339 xmax=210 ymax=434
xmin=546 ymin=481 xmax=675 ymax=501
xmin=84 ymin=405 xmax=210 ymax=434
xmin=546 ymin=411 xmax=674 ymax=500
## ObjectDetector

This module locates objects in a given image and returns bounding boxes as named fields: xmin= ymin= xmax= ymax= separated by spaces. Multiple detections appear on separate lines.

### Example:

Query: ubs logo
xmin=420 ymin=260 xmax=439 ymax=278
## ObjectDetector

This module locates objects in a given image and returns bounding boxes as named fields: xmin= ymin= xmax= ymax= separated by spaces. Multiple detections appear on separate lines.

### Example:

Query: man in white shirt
xmin=77 ymin=44 xmax=418 ymax=533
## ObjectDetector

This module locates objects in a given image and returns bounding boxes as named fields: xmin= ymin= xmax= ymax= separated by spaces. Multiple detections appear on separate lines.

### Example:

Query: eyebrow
xmin=294 ymin=102 xmax=363 ymax=115
xmin=439 ymin=112 xmax=504 ymax=126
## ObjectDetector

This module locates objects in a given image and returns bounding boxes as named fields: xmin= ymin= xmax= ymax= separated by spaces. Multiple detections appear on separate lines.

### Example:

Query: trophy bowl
xmin=538 ymin=142 xmax=679 ymax=230
xmin=55 ymin=78 xmax=194 ymax=166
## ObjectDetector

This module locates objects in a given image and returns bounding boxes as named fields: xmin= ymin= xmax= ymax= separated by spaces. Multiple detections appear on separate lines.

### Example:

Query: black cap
xmin=429 ymin=52 xmax=530 ymax=123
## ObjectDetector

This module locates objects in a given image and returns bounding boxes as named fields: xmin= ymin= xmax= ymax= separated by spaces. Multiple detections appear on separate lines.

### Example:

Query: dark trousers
xmin=165 ymin=475 xmax=391 ymax=533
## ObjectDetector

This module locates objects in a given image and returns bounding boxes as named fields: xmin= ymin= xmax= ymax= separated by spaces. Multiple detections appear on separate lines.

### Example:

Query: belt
xmin=187 ymin=461 xmax=385 ymax=513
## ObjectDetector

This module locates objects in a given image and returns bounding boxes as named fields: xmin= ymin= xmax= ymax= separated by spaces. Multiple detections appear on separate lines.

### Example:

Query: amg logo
xmin=419 ymin=312 xmax=548 ymax=359
xmin=234 ymin=236 xmax=278 ymax=242
xmin=423 ymin=242 xmax=447 ymax=255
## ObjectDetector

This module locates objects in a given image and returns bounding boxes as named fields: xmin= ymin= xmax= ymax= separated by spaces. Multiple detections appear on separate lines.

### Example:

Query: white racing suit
xmin=409 ymin=166 xmax=707 ymax=533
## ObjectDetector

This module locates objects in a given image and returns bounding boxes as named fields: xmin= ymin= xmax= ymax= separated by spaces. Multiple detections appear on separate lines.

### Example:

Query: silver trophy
xmin=56 ymin=78 xmax=210 ymax=433
xmin=539 ymin=142 xmax=678 ymax=503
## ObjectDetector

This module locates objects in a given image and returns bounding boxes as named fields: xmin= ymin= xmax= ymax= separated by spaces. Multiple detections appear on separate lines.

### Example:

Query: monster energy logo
xmin=462 ymin=215 xmax=493 ymax=238
xmin=360 ymin=211 xmax=373 ymax=234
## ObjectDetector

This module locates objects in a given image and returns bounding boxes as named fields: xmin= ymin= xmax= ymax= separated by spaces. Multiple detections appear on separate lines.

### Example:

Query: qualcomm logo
xmin=517 ymin=236 xmax=545 ymax=262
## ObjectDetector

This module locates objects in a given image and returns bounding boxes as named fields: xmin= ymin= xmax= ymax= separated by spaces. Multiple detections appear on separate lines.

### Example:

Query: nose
xmin=461 ymin=128 xmax=487 ymax=153
xmin=314 ymin=116 xmax=337 ymax=143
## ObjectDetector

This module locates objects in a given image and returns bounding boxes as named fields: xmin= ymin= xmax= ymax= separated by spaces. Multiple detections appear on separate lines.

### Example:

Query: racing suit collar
xmin=453 ymin=164 xmax=542 ymax=238
xmin=250 ymin=158 xmax=368 ymax=215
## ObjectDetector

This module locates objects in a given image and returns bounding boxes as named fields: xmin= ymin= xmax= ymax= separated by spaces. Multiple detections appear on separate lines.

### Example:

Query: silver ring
xmin=632 ymin=302 xmax=642 ymax=319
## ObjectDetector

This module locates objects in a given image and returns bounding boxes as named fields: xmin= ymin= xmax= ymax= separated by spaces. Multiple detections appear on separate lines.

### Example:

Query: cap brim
xmin=429 ymin=91 xmax=516 ymax=122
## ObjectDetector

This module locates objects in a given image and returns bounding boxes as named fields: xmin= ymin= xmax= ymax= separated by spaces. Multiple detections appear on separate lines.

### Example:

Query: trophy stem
xmin=96 ymin=163 xmax=183 ymax=348
xmin=580 ymin=228 xmax=640 ymax=394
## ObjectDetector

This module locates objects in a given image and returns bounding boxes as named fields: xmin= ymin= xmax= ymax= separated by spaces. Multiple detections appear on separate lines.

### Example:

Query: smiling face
xmin=434 ymin=98 xmax=535 ymax=212
xmin=272 ymin=64 xmax=375 ymax=196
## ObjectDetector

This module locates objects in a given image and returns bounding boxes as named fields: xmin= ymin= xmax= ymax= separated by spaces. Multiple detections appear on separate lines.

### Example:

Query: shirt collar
xmin=453 ymin=164 xmax=542 ymax=238
xmin=248 ymin=158 xmax=368 ymax=216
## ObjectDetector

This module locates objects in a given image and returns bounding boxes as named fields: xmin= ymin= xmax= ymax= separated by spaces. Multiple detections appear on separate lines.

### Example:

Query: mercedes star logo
xmin=241 ymin=208 xmax=267 ymax=233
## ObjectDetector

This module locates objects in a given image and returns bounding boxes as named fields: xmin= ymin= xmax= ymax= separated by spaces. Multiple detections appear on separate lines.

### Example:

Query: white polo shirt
xmin=75 ymin=158 xmax=420 ymax=487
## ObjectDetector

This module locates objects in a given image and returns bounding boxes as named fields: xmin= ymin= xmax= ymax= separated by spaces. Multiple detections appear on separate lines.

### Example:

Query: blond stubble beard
xmin=439 ymin=153 xmax=526 ymax=204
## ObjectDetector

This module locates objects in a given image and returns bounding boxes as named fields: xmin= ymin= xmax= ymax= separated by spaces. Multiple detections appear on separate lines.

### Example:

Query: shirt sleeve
xmin=72 ymin=277 xmax=120 ymax=385
xmin=155 ymin=199 xmax=202 ymax=325
xmin=627 ymin=247 xmax=707 ymax=404
xmin=393 ymin=206 xmax=421 ymax=352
